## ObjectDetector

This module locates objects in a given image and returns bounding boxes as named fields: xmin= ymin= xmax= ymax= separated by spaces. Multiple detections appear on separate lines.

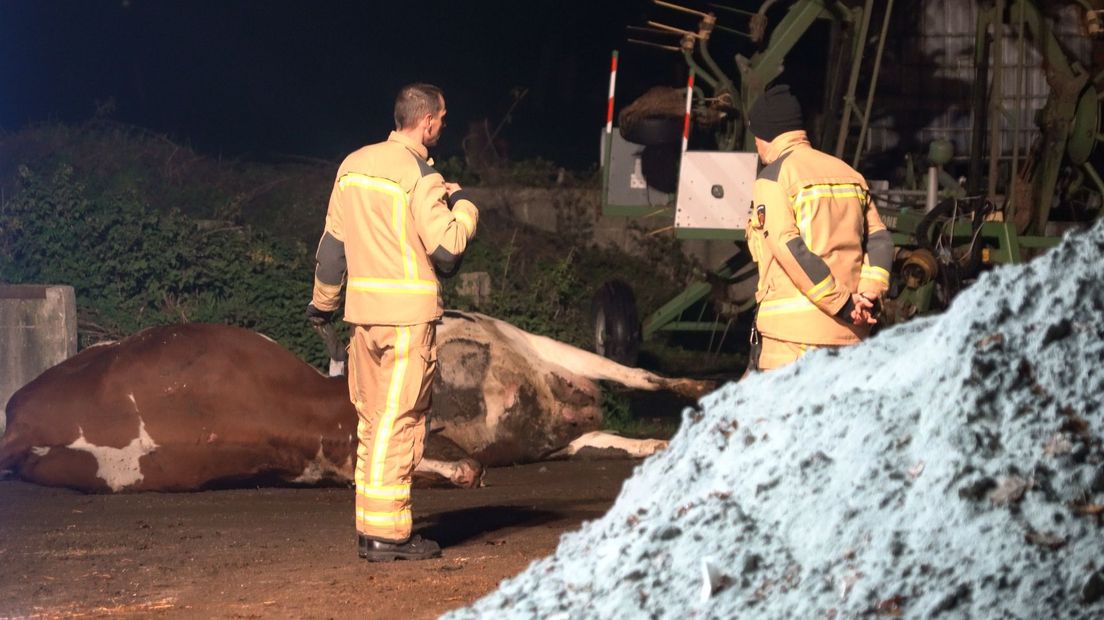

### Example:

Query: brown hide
xmin=0 ymin=315 xmax=613 ymax=492
xmin=0 ymin=324 xmax=356 ymax=492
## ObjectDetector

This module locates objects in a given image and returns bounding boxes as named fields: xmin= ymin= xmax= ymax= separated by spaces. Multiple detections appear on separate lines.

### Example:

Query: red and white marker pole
xmin=606 ymin=50 xmax=618 ymax=136
xmin=682 ymin=71 xmax=694 ymax=153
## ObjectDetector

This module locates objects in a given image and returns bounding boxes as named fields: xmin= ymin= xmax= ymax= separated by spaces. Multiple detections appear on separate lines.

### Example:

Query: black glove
xmin=306 ymin=303 xmax=334 ymax=327
xmin=835 ymin=297 xmax=855 ymax=320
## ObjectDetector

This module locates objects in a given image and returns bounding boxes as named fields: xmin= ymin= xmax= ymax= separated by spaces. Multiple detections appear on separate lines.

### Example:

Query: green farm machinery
xmin=595 ymin=0 xmax=1104 ymax=364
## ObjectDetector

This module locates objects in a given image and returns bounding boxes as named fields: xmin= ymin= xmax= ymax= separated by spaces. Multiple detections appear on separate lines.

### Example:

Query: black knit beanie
xmin=747 ymin=84 xmax=803 ymax=142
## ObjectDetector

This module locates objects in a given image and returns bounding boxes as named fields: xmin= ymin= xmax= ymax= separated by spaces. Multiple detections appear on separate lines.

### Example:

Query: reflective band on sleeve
xmin=807 ymin=275 xmax=836 ymax=302
xmin=861 ymin=265 xmax=891 ymax=286
xmin=454 ymin=210 xmax=474 ymax=235
xmin=758 ymin=295 xmax=818 ymax=317
xmin=347 ymin=278 xmax=438 ymax=295
xmin=370 ymin=327 xmax=411 ymax=487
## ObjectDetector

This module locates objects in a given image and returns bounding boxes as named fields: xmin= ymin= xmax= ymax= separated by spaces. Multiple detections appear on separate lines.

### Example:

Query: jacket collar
xmin=762 ymin=130 xmax=810 ymax=164
xmin=388 ymin=131 xmax=429 ymax=161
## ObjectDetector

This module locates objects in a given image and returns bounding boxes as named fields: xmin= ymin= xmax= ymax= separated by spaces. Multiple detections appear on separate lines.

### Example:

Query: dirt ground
xmin=0 ymin=459 xmax=639 ymax=619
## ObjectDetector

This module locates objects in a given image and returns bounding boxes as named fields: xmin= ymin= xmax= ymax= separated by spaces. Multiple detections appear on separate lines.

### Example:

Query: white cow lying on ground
xmin=0 ymin=311 xmax=712 ymax=492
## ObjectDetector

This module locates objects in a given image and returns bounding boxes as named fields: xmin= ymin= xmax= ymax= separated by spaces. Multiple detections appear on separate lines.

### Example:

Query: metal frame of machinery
xmin=596 ymin=0 xmax=1103 ymax=363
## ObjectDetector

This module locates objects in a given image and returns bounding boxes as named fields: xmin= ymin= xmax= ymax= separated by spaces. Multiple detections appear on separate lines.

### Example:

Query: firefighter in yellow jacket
xmin=306 ymin=83 xmax=478 ymax=561
xmin=745 ymin=84 xmax=894 ymax=370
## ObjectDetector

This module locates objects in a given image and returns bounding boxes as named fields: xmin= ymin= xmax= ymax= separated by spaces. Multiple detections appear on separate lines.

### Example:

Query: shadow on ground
xmin=418 ymin=505 xmax=560 ymax=547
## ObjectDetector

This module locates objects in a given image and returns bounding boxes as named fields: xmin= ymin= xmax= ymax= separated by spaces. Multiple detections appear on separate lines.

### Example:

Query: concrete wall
xmin=0 ymin=285 xmax=78 ymax=435
xmin=465 ymin=186 xmax=738 ymax=269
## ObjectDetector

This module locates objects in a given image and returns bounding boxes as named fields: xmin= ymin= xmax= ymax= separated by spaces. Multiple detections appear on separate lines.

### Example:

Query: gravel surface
xmin=446 ymin=220 xmax=1104 ymax=619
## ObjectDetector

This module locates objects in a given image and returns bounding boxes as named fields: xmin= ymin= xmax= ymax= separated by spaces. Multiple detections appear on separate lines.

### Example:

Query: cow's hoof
xmin=455 ymin=458 xmax=485 ymax=489
xmin=669 ymin=378 xmax=717 ymax=399
xmin=358 ymin=534 xmax=441 ymax=562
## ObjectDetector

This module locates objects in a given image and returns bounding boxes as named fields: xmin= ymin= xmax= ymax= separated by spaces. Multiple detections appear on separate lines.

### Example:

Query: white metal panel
xmin=604 ymin=130 xmax=672 ymax=208
xmin=674 ymin=151 xmax=758 ymax=230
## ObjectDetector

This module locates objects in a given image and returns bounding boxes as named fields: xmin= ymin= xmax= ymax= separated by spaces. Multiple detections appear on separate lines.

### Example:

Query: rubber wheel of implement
xmin=591 ymin=279 xmax=641 ymax=366
xmin=620 ymin=116 xmax=683 ymax=146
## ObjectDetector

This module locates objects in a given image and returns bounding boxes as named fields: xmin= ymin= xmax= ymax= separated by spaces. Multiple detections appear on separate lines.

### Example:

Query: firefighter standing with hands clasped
xmin=744 ymin=84 xmax=894 ymax=371
xmin=306 ymin=83 xmax=478 ymax=561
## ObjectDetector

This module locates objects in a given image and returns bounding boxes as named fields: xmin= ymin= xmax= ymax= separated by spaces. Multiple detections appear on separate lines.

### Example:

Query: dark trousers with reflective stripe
xmin=347 ymin=323 xmax=436 ymax=542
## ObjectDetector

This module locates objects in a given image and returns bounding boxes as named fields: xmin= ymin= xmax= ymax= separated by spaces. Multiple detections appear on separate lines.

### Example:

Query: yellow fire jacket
xmin=311 ymin=131 xmax=478 ymax=326
xmin=746 ymin=131 xmax=893 ymax=345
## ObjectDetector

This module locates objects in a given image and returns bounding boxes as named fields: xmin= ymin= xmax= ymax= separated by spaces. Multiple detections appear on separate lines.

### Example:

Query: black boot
xmin=358 ymin=534 xmax=441 ymax=562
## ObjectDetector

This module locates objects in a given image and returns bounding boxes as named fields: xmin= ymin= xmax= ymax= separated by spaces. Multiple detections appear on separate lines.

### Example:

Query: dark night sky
xmin=0 ymin=0 xmax=697 ymax=169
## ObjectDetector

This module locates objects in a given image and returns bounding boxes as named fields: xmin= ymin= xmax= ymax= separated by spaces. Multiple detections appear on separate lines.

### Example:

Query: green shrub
xmin=0 ymin=164 xmax=327 ymax=366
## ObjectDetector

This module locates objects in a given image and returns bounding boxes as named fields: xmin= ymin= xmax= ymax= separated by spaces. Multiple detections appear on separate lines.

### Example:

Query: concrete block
xmin=1 ymin=285 xmax=78 ymax=435
xmin=456 ymin=272 xmax=493 ymax=308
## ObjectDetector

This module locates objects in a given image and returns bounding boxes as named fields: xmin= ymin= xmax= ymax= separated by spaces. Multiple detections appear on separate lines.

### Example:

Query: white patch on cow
xmin=66 ymin=418 xmax=159 ymax=492
xmin=549 ymin=431 xmax=668 ymax=459
xmin=257 ymin=332 xmax=279 ymax=346
xmin=479 ymin=382 xmax=511 ymax=444
xmin=127 ymin=392 xmax=138 ymax=411
xmin=328 ymin=359 xmax=345 ymax=377
xmin=291 ymin=439 xmax=348 ymax=484
xmin=31 ymin=446 xmax=51 ymax=457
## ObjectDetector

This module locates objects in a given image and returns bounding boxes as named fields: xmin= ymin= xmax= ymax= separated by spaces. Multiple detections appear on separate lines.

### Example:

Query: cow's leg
xmin=488 ymin=317 xmax=714 ymax=398
xmin=413 ymin=457 xmax=483 ymax=488
xmin=547 ymin=430 xmax=668 ymax=460
xmin=414 ymin=430 xmax=484 ymax=488
xmin=18 ymin=447 xmax=112 ymax=492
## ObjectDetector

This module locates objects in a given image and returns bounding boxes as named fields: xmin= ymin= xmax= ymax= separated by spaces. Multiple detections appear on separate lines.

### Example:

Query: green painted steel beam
xmin=674 ymin=228 xmax=746 ymax=240
xmin=643 ymin=280 xmax=715 ymax=339
xmin=739 ymin=0 xmax=830 ymax=150
xmin=1016 ymin=235 xmax=1061 ymax=250
xmin=605 ymin=204 xmax=673 ymax=217
xmin=655 ymin=321 xmax=730 ymax=332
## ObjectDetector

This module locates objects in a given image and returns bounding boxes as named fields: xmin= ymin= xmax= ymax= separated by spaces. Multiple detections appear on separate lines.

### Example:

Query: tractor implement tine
xmin=647 ymin=20 xmax=702 ymax=38
xmin=709 ymin=3 xmax=756 ymax=16
xmin=654 ymin=0 xmax=710 ymax=18
xmin=627 ymin=25 xmax=681 ymax=36
xmin=627 ymin=38 xmax=682 ymax=52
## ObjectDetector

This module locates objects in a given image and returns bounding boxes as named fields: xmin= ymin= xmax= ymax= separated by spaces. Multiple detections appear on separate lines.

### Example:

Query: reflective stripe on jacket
xmin=746 ymin=131 xmax=892 ymax=346
xmin=311 ymin=131 xmax=478 ymax=325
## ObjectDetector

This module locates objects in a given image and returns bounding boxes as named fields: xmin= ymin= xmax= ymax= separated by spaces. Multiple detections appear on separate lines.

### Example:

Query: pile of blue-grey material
xmin=445 ymin=219 xmax=1104 ymax=619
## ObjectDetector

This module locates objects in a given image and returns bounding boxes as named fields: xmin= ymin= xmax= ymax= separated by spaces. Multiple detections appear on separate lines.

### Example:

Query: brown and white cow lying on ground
xmin=0 ymin=311 xmax=711 ymax=492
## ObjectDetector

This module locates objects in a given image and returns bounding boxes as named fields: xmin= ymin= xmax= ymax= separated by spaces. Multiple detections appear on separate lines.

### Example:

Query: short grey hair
xmin=394 ymin=83 xmax=444 ymax=130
